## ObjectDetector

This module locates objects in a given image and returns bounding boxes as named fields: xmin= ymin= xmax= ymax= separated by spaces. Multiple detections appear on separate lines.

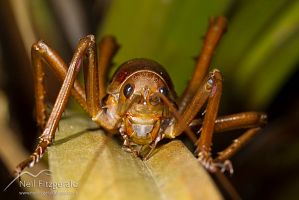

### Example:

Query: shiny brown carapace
xmin=15 ymin=17 xmax=267 ymax=175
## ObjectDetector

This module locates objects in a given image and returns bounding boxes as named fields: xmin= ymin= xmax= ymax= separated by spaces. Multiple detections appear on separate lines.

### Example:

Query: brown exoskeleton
xmin=15 ymin=17 xmax=267 ymax=175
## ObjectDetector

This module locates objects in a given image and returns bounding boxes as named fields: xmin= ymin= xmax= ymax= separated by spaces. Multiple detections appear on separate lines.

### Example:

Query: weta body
xmin=15 ymin=17 xmax=267 ymax=175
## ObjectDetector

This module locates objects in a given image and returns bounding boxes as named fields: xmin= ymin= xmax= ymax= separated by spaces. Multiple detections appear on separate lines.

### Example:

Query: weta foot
xmin=198 ymin=152 xmax=234 ymax=174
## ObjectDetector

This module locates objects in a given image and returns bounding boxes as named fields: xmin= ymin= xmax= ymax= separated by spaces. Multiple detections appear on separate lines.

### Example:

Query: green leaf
xmin=97 ymin=0 xmax=299 ymax=109
xmin=213 ymin=0 xmax=299 ymax=108
xmin=98 ymin=0 xmax=231 ymax=94
xmin=48 ymin=115 xmax=223 ymax=200
xmin=236 ymin=1 xmax=299 ymax=107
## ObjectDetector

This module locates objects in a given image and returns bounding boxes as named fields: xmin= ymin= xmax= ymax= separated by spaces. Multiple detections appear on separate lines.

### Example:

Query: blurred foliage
xmin=7 ymin=0 xmax=297 ymax=110
xmin=1 ymin=0 xmax=299 ymax=199
xmin=99 ymin=0 xmax=231 ymax=96
xmin=98 ymin=0 xmax=299 ymax=110
xmin=213 ymin=0 xmax=299 ymax=108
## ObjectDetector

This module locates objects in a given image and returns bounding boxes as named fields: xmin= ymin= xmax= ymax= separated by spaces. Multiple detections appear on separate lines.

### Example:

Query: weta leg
xmin=214 ymin=112 xmax=267 ymax=133
xmin=190 ymin=112 xmax=267 ymax=133
xmin=215 ymin=128 xmax=261 ymax=164
xmin=97 ymin=36 xmax=119 ymax=100
xmin=164 ymin=70 xmax=221 ymax=139
xmin=197 ymin=98 xmax=267 ymax=174
xmin=15 ymin=36 xmax=96 ymax=174
xmin=212 ymin=112 xmax=267 ymax=166
xmin=83 ymin=36 xmax=119 ymax=116
xmin=165 ymin=69 xmax=229 ymax=172
xmin=179 ymin=17 xmax=227 ymax=112
xmin=195 ymin=70 xmax=228 ymax=173
xmin=31 ymin=40 xmax=88 ymax=130
xmin=188 ymin=108 xmax=267 ymax=173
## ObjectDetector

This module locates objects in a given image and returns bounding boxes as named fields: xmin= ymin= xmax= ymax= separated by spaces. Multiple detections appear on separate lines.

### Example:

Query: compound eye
xmin=159 ymin=86 xmax=168 ymax=96
xmin=123 ymin=83 xmax=134 ymax=98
